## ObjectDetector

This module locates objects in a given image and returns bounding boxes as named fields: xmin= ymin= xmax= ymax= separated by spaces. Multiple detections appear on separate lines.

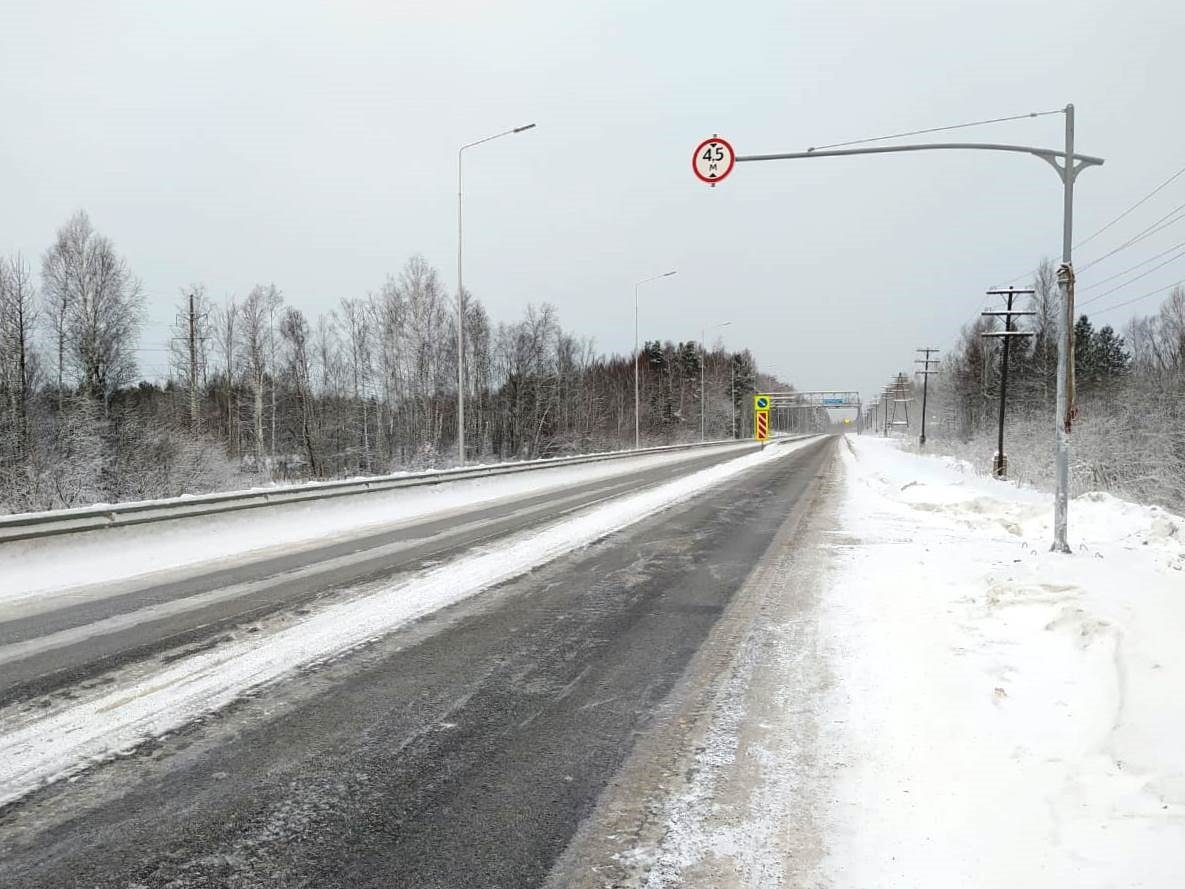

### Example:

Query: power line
xmin=1077 ymin=237 xmax=1185 ymax=291
xmin=1091 ymin=275 xmax=1185 ymax=317
xmin=1079 ymin=243 xmax=1185 ymax=307
xmin=990 ymin=205 xmax=1185 ymax=296
xmin=992 ymin=161 xmax=1185 ymax=288
xmin=806 ymin=108 xmax=1064 ymax=153
xmin=1074 ymin=159 xmax=1185 ymax=249
xmin=1078 ymin=200 xmax=1185 ymax=272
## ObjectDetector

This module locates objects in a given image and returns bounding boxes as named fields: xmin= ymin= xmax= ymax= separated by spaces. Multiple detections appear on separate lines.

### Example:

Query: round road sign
xmin=692 ymin=137 xmax=735 ymax=185
xmin=755 ymin=395 xmax=770 ymax=410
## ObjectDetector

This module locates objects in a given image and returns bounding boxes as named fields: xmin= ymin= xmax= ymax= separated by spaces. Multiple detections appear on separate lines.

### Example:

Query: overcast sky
xmin=3 ymin=0 xmax=1183 ymax=397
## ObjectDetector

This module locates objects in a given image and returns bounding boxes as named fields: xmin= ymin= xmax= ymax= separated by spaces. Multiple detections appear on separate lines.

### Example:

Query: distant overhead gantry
xmin=764 ymin=390 xmax=860 ymax=408
xmin=763 ymin=391 xmax=862 ymax=433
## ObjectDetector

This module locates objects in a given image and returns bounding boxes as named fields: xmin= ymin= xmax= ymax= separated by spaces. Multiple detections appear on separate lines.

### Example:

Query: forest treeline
xmin=920 ymin=259 xmax=1185 ymax=511
xmin=0 ymin=212 xmax=790 ymax=514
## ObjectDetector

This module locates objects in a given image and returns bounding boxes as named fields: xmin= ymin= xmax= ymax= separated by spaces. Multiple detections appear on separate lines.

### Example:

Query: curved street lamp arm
xmin=459 ymin=123 xmax=537 ymax=155
xmin=737 ymin=142 xmax=1104 ymax=183
xmin=636 ymin=270 xmax=677 ymax=287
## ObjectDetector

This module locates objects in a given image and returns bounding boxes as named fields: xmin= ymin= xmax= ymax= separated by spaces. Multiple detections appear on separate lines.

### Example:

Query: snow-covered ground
xmin=821 ymin=435 xmax=1185 ymax=887
xmin=0 ymin=437 xmax=812 ymax=809
xmin=588 ymin=434 xmax=1185 ymax=888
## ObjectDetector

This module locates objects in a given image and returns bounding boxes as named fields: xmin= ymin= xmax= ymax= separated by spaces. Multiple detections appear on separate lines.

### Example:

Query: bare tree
xmin=0 ymin=254 xmax=38 ymax=456
xmin=239 ymin=286 xmax=272 ymax=472
xmin=41 ymin=211 xmax=143 ymax=409
xmin=6 ymin=245 xmax=782 ymax=513
xmin=339 ymin=297 xmax=373 ymax=472
xmin=169 ymin=285 xmax=213 ymax=433
xmin=280 ymin=307 xmax=320 ymax=476
xmin=40 ymin=212 xmax=88 ymax=405
xmin=398 ymin=255 xmax=448 ymax=455
xmin=214 ymin=297 xmax=239 ymax=456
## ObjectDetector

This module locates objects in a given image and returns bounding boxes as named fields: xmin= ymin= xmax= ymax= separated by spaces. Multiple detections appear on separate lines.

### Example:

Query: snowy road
xmin=0 ymin=436 xmax=836 ymax=887
xmin=0 ymin=441 xmax=763 ymax=704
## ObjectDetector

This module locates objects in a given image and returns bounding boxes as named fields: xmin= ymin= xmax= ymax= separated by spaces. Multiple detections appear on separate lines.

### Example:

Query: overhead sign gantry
xmin=753 ymin=391 xmax=862 ymax=436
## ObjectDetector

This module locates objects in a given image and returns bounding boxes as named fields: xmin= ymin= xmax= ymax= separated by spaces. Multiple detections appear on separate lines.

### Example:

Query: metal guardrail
xmin=0 ymin=438 xmax=784 ymax=545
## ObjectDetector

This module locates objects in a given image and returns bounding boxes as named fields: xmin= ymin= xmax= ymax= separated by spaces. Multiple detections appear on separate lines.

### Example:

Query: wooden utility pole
xmin=982 ymin=287 xmax=1035 ymax=478
xmin=914 ymin=348 xmax=940 ymax=448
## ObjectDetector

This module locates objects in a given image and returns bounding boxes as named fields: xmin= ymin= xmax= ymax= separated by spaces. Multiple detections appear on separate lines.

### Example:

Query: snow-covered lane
xmin=0 ymin=437 xmax=814 ymax=809
xmin=0 ymin=441 xmax=756 ymax=608
xmin=820 ymin=436 xmax=1185 ymax=888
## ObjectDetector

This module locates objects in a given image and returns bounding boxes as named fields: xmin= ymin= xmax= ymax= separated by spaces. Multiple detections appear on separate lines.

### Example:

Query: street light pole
xmin=701 ymin=321 xmax=731 ymax=442
xmin=457 ymin=122 xmax=536 ymax=465
xmin=634 ymin=270 xmax=677 ymax=449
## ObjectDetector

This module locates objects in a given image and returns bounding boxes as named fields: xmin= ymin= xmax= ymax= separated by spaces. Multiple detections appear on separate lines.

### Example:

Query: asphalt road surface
xmin=0 ymin=442 xmax=762 ymax=705
xmin=0 ymin=435 xmax=836 ymax=888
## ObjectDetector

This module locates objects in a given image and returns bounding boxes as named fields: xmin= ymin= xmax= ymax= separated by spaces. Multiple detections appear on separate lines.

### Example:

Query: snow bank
xmin=0 ymin=442 xmax=751 ymax=605
xmin=0 ymin=438 xmax=812 ymax=808
xmin=821 ymin=435 xmax=1185 ymax=888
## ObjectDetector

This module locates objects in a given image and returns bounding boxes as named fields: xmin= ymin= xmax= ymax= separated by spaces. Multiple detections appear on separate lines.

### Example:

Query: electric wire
xmin=991 ymin=161 xmax=1185 ymax=288
xmin=1077 ymin=237 xmax=1185 ymax=291
xmin=1077 ymin=201 xmax=1185 ymax=272
xmin=1079 ymin=244 xmax=1185 ymax=308
xmin=993 ymin=200 xmax=1185 ymax=288
xmin=806 ymin=108 xmax=1064 ymax=153
xmin=1074 ymin=159 xmax=1185 ymax=249
xmin=1092 ymin=276 xmax=1185 ymax=317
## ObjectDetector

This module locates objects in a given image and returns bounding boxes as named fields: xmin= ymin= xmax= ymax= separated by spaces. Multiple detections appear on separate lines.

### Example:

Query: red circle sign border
xmin=692 ymin=137 xmax=736 ymax=184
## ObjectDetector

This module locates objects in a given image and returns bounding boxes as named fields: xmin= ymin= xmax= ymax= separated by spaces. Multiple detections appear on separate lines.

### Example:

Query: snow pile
xmin=1 ymin=442 xmax=752 ymax=604
xmin=0 ymin=437 xmax=813 ymax=809
xmin=822 ymin=435 xmax=1185 ymax=888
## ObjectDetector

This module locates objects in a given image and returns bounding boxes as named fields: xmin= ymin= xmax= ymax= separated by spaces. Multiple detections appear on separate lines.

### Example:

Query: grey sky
xmin=3 ymin=0 xmax=1183 ymax=397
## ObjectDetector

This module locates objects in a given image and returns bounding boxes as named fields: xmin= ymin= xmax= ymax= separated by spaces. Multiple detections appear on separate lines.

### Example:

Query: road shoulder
xmin=546 ymin=437 xmax=841 ymax=888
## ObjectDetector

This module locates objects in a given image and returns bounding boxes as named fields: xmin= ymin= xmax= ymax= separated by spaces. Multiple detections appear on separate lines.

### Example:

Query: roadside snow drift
xmin=0 ymin=438 xmax=812 ymax=808
xmin=822 ymin=436 xmax=1185 ymax=888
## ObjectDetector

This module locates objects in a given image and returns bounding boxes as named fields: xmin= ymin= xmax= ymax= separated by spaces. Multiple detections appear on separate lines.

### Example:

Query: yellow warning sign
xmin=754 ymin=394 xmax=771 ymax=412
xmin=755 ymin=409 xmax=770 ymax=441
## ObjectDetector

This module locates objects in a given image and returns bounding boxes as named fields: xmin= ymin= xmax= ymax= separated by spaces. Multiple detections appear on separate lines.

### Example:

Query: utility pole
xmin=982 ymin=287 xmax=1035 ymax=478
xmin=188 ymin=291 xmax=199 ymax=434
xmin=914 ymin=348 xmax=939 ymax=448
